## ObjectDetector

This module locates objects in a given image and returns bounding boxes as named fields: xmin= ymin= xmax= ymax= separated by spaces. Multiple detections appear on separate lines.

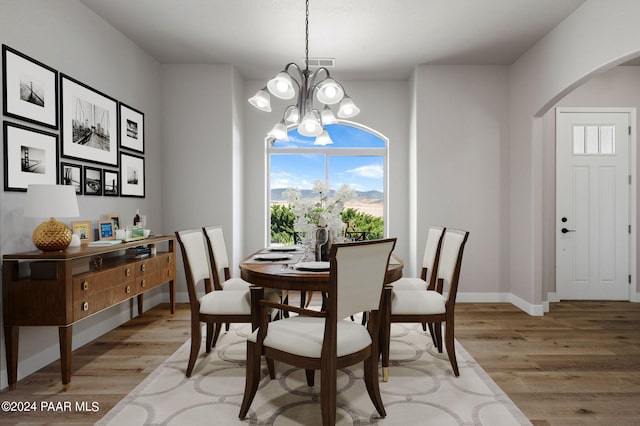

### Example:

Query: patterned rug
xmin=98 ymin=322 xmax=531 ymax=425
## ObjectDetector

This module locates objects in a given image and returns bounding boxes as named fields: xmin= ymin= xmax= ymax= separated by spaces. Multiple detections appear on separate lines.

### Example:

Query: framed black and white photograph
xmin=120 ymin=152 xmax=145 ymax=197
xmin=2 ymin=45 xmax=58 ymax=129
xmin=61 ymin=74 xmax=118 ymax=166
xmin=83 ymin=165 xmax=103 ymax=196
xmin=119 ymin=103 xmax=144 ymax=153
xmin=3 ymin=121 xmax=58 ymax=191
xmin=60 ymin=162 xmax=82 ymax=194
xmin=103 ymin=169 xmax=119 ymax=196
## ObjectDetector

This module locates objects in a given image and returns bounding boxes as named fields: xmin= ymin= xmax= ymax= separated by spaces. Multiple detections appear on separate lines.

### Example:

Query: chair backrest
xmin=421 ymin=226 xmax=445 ymax=288
xmin=330 ymin=238 xmax=397 ymax=321
xmin=176 ymin=229 xmax=211 ymax=305
xmin=436 ymin=229 xmax=469 ymax=306
xmin=202 ymin=225 xmax=230 ymax=289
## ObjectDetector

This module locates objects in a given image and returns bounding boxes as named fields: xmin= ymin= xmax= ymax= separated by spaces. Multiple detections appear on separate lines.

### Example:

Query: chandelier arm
xmin=283 ymin=62 xmax=304 ymax=85
xmin=307 ymin=67 xmax=332 ymax=91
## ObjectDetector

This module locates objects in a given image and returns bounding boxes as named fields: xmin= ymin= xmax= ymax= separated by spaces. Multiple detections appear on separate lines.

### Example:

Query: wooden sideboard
xmin=2 ymin=235 xmax=176 ymax=390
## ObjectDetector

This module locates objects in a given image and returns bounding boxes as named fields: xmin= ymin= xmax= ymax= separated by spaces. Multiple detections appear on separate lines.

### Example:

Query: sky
xmin=270 ymin=124 xmax=385 ymax=192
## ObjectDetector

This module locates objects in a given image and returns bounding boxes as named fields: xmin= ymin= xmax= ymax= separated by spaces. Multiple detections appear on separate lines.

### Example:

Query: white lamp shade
xmin=267 ymin=121 xmax=290 ymax=141
xmin=314 ymin=130 xmax=334 ymax=146
xmin=267 ymin=72 xmax=296 ymax=100
xmin=316 ymin=78 xmax=344 ymax=105
xmin=298 ymin=110 xmax=323 ymax=137
xmin=248 ymin=88 xmax=272 ymax=112
xmin=337 ymin=97 xmax=360 ymax=118
xmin=321 ymin=105 xmax=337 ymax=125
xmin=284 ymin=105 xmax=300 ymax=124
xmin=24 ymin=184 xmax=80 ymax=218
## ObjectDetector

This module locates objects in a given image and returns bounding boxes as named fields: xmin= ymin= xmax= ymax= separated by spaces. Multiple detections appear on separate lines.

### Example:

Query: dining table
xmin=239 ymin=244 xmax=404 ymax=344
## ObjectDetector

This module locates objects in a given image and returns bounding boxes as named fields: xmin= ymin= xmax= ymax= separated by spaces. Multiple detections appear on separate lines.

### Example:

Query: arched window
xmin=267 ymin=121 xmax=388 ymax=244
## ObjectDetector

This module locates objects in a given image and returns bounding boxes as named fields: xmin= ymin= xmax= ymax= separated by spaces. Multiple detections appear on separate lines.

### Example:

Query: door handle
xmin=561 ymin=228 xmax=576 ymax=233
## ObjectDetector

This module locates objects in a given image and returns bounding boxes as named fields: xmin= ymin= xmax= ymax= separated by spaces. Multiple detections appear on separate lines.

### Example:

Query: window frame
xmin=266 ymin=120 xmax=389 ymax=241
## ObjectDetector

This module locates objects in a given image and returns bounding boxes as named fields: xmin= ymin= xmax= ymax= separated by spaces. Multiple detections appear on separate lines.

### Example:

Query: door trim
xmin=556 ymin=107 xmax=637 ymax=301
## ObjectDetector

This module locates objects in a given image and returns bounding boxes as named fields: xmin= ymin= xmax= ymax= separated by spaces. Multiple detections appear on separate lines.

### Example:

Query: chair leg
xmin=320 ymin=366 xmax=337 ymax=426
xmin=211 ymin=322 xmax=223 ymax=348
xmin=266 ymin=358 xmax=276 ymax=379
xmin=422 ymin=322 xmax=427 ymax=332
xmin=444 ymin=319 xmax=459 ymax=377
xmin=381 ymin=317 xmax=391 ymax=382
xmin=205 ymin=323 xmax=214 ymax=353
xmin=434 ymin=322 xmax=443 ymax=353
xmin=364 ymin=354 xmax=386 ymax=417
xmin=427 ymin=323 xmax=438 ymax=346
xmin=186 ymin=319 xmax=202 ymax=377
xmin=225 ymin=323 xmax=230 ymax=331
xmin=239 ymin=341 xmax=261 ymax=419
xmin=305 ymin=369 xmax=315 ymax=386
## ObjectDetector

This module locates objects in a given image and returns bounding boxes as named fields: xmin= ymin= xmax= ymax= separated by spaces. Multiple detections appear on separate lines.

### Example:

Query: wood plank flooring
xmin=1 ymin=300 xmax=639 ymax=425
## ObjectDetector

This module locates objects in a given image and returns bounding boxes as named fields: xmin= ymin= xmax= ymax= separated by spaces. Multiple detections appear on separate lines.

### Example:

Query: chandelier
xmin=248 ymin=0 xmax=359 ymax=145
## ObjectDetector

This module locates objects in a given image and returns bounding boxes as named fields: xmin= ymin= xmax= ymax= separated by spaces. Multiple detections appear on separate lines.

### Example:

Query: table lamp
xmin=24 ymin=184 xmax=80 ymax=251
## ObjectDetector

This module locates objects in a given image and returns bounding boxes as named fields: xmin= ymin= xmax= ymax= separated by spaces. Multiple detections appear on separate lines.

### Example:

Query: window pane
xmin=573 ymin=125 xmax=585 ymax=154
xmin=600 ymin=125 xmax=615 ymax=154
xmin=586 ymin=125 xmax=599 ymax=154
xmin=270 ymin=153 xmax=324 ymax=193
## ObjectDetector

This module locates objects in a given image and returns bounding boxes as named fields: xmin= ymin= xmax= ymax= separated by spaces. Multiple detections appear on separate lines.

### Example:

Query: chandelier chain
xmin=305 ymin=0 xmax=309 ymax=72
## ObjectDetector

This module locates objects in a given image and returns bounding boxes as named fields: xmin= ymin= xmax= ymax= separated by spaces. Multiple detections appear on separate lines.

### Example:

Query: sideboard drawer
xmin=72 ymin=265 xmax=135 ymax=299
xmin=73 ymin=283 xmax=137 ymax=319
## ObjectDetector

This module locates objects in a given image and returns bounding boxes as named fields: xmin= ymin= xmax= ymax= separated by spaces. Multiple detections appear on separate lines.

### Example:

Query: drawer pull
xmin=82 ymin=281 xmax=89 ymax=291
xmin=141 ymin=279 xmax=146 ymax=288
xmin=167 ymin=256 xmax=172 ymax=263
xmin=125 ymin=268 xmax=131 ymax=277
xmin=82 ymin=302 xmax=89 ymax=311
xmin=141 ymin=264 xmax=146 ymax=272
xmin=126 ymin=285 xmax=131 ymax=294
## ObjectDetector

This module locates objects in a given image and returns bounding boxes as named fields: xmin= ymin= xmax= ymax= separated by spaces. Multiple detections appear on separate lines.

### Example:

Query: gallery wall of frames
xmin=2 ymin=44 xmax=146 ymax=198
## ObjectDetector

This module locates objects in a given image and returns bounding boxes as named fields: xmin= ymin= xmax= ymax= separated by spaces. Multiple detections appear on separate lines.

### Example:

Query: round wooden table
xmin=239 ymin=251 xmax=403 ymax=327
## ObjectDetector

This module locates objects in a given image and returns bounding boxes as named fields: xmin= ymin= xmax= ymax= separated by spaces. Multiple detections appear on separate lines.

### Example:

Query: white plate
xmin=269 ymin=245 xmax=300 ymax=252
xmin=295 ymin=261 xmax=330 ymax=271
xmin=253 ymin=253 xmax=292 ymax=261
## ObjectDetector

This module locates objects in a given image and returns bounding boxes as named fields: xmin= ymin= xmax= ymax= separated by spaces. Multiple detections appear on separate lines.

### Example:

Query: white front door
xmin=556 ymin=108 xmax=633 ymax=300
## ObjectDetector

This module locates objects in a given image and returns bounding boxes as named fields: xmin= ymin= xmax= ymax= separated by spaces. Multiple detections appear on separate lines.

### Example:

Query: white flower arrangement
xmin=283 ymin=180 xmax=356 ymax=231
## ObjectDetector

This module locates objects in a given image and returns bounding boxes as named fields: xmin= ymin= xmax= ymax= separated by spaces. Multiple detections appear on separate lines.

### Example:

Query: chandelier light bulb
xmin=284 ymin=105 xmax=300 ymax=124
xmin=337 ymin=97 xmax=360 ymax=118
xmin=316 ymin=78 xmax=344 ymax=105
xmin=314 ymin=129 xmax=334 ymax=146
xmin=299 ymin=110 xmax=322 ymax=137
xmin=267 ymin=72 xmax=295 ymax=100
xmin=267 ymin=120 xmax=290 ymax=141
xmin=321 ymin=105 xmax=337 ymax=125
xmin=248 ymin=88 xmax=272 ymax=112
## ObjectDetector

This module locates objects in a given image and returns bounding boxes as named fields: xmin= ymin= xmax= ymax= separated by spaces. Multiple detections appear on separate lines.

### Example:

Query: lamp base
xmin=33 ymin=217 xmax=72 ymax=251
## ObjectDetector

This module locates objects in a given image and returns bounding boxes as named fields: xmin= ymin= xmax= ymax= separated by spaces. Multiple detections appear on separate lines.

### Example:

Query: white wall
xmin=242 ymin=79 xmax=412 ymax=271
xmin=542 ymin=66 xmax=640 ymax=297
xmin=413 ymin=66 xmax=511 ymax=297
xmin=0 ymin=0 xmax=163 ymax=389
xmin=509 ymin=0 xmax=640 ymax=313
xmin=161 ymin=64 xmax=237 ymax=296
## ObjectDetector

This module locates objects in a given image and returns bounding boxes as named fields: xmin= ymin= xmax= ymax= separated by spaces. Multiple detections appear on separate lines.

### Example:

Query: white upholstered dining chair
xmin=176 ymin=229 xmax=277 ymax=377
xmin=383 ymin=228 xmax=469 ymax=378
xmin=239 ymin=238 xmax=397 ymax=425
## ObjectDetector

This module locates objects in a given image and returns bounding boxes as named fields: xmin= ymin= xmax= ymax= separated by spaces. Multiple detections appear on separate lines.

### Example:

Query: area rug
xmin=97 ymin=322 xmax=531 ymax=425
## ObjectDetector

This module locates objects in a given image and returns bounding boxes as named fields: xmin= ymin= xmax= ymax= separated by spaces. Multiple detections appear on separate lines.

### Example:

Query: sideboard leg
xmin=169 ymin=280 xmax=175 ymax=314
xmin=4 ymin=326 xmax=19 ymax=390
xmin=137 ymin=294 xmax=144 ymax=316
xmin=58 ymin=326 xmax=73 ymax=389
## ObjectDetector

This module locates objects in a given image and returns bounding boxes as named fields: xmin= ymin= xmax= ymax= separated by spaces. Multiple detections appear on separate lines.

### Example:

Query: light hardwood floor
xmin=1 ymin=300 xmax=639 ymax=425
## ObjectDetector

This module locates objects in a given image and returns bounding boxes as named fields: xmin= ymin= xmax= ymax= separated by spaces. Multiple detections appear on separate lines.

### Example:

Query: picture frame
xmin=120 ymin=152 xmax=145 ymax=197
xmin=97 ymin=219 xmax=115 ymax=240
xmin=2 ymin=44 xmax=58 ymax=129
xmin=83 ymin=165 xmax=103 ymax=196
xmin=71 ymin=221 xmax=93 ymax=243
xmin=107 ymin=213 xmax=121 ymax=230
xmin=103 ymin=169 xmax=119 ymax=196
xmin=60 ymin=162 xmax=82 ymax=194
xmin=61 ymin=74 xmax=118 ymax=166
xmin=3 ymin=121 xmax=58 ymax=192
xmin=119 ymin=103 xmax=144 ymax=153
